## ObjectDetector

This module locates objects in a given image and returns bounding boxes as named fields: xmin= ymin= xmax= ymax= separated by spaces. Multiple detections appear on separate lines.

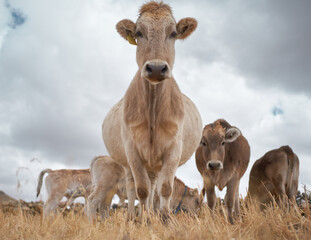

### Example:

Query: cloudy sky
xmin=0 ymin=0 xmax=310 ymax=203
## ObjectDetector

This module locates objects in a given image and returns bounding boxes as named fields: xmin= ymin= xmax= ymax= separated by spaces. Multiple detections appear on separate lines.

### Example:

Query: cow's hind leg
xmin=272 ymin=177 xmax=288 ymax=209
xmin=43 ymin=193 xmax=63 ymax=217
xmin=87 ymin=184 xmax=116 ymax=222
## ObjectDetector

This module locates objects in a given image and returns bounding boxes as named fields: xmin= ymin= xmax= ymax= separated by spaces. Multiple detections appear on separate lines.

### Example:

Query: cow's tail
xmin=36 ymin=168 xmax=51 ymax=197
xmin=280 ymin=145 xmax=295 ymax=196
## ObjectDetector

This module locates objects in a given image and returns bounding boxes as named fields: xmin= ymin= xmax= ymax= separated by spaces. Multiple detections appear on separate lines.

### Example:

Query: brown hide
xmin=102 ymin=1 xmax=202 ymax=220
xmin=247 ymin=145 xmax=299 ymax=209
xmin=195 ymin=119 xmax=250 ymax=223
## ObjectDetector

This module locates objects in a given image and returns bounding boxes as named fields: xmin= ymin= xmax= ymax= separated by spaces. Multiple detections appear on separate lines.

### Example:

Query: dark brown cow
xmin=195 ymin=119 xmax=250 ymax=223
xmin=246 ymin=145 xmax=299 ymax=209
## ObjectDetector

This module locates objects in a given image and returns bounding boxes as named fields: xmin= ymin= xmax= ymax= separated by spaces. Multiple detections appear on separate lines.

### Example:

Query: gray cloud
xmin=173 ymin=0 xmax=311 ymax=95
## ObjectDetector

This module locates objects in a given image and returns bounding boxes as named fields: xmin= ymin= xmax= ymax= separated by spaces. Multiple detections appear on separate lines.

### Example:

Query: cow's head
xmin=116 ymin=1 xmax=197 ymax=84
xmin=177 ymin=188 xmax=203 ymax=214
xmin=200 ymin=121 xmax=240 ymax=178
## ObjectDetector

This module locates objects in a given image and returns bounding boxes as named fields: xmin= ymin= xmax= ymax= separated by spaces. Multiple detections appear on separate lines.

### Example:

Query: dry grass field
xmin=1 ymin=199 xmax=311 ymax=240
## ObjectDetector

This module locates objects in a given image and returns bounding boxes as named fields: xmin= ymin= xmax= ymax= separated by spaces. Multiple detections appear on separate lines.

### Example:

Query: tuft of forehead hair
xmin=139 ymin=1 xmax=172 ymax=17
xmin=204 ymin=119 xmax=228 ymax=135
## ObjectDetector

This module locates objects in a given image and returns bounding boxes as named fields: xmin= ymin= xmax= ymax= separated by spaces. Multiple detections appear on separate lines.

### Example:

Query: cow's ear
xmin=224 ymin=127 xmax=241 ymax=143
xmin=116 ymin=19 xmax=137 ymax=45
xmin=176 ymin=18 xmax=197 ymax=40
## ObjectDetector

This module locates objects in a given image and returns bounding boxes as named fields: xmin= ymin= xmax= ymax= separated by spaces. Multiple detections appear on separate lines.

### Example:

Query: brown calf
xmin=36 ymin=168 xmax=91 ymax=216
xmin=195 ymin=119 xmax=250 ymax=223
xmin=102 ymin=1 xmax=202 ymax=220
xmin=247 ymin=145 xmax=299 ymax=209
xmin=87 ymin=156 xmax=202 ymax=221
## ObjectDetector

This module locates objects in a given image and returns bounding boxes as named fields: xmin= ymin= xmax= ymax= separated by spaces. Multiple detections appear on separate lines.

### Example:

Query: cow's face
xmin=178 ymin=188 xmax=203 ymax=213
xmin=200 ymin=124 xmax=241 ymax=173
xmin=116 ymin=2 xmax=197 ymax=84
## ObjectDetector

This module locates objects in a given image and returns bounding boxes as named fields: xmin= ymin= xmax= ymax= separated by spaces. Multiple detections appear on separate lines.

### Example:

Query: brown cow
xmin=102 ymin=1 xmax=202 ymax=220
xmin=87 ymin=156 xmax=202 ymax=221
xmin=195 ymin=119 xmax=250 ymax=224
xmin=36 ymin=168 xmax=91 ymax=216
xmin=246 ymin=145 xmax=299 ymax=210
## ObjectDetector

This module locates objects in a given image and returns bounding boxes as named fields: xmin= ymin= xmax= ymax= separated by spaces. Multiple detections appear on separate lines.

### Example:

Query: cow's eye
xmin=135 ymin=31 xmax=143 ymax=38
xmin=201 ymin=140 xmax=207 ymax=146
xmin=170 ymin=31 xmax=177 ymax=39
xmin=221 ymin=141 xmax=225 ymax=146
xmin=195 ymin=199 xmax=200 ymax=206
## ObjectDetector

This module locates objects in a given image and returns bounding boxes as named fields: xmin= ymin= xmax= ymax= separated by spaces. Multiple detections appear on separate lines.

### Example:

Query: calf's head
xmin=200 ymin=122 xmax=241 ymax=172
xmin=178 ymin=188 xmax=203 ymax=214
xmin=116 ymin=1 xmax=197 ymax=84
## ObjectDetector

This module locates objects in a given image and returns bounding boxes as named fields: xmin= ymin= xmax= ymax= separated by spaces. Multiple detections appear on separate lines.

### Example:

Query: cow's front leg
xmin=203 ymin=176 xmax=216 ymax=211
xmin=157 ymin=146 xmax=181 ymax=221
xmin=225 ymin=176 xmax=239 ymax=224
xmin=148 ymin=171 xmax=158 ymax=212
xmin=124 ymin=168 xmax=136 ymax=220
xmin=234 ymin=181 xmax=240 ymax=218
xmin=127 ymin=150 xmax=151 ymax=222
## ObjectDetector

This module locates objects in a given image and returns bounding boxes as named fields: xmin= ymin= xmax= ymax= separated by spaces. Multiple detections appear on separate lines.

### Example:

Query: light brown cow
xmin=87 ymin=156 xmax=202 ymax=221
xmin=102 ymin=1 xmax=202 ymax=220
xmin=36 ymin=168 xmax=91 ymax=216
xmin=195 ymin=119 xmax=250 ymax=224
xmin=246 ymin=145 xmax=299 ymax=210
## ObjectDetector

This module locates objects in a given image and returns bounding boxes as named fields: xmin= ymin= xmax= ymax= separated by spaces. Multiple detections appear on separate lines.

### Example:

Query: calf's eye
xmin=136 ymin=31 xmax=143 ymax=38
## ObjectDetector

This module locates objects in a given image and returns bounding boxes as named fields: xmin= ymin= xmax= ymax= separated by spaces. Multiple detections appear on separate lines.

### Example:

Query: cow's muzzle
xmin=142 ymin=60 xmax=171 ymax=83
xmin=206 ymin=160 xmax=223 ymax=171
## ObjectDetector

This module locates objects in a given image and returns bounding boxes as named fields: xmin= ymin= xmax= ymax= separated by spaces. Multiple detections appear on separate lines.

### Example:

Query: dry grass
xmin=1 ymin=200 xmax=311 ymax=240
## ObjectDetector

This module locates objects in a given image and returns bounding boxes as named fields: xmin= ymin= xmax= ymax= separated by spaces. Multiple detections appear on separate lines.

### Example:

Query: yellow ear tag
xmin=127 ymin=34 xmax=137 ymax=45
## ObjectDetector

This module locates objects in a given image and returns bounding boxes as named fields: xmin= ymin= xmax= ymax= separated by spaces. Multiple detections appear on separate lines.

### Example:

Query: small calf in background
xmin=247 ymin=145 xmax=299 ymax=210
xmin=195 ymin=119 xmax=250 ymax=224
xmin=87 ymin=156 xmax=202 ymax=221
xmin=36 ymin=168 xmax=91 ymax=216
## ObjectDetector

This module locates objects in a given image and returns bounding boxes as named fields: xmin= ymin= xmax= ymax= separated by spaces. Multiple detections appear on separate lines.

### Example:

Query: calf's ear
xmin=176 ymin=17 xmax=198 ymax=40
xmin=224 ymin=127 xmax=241 ymax=143
xmin=116 ymin=19 xmax=137 ymax=45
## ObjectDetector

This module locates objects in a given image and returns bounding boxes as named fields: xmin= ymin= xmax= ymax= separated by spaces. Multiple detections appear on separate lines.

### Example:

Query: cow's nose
xmin=208 ymin=162 xmax=222 ymax=170
xmin=142 ymin=60 xmax=171 ymax=83
xmin=145 ymin=63 xmax=168 ymax=81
